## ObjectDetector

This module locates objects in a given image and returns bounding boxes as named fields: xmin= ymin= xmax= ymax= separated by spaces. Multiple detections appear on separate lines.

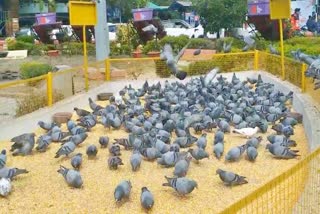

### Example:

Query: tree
xmin=193 ymin=0 xmax=247 ymax=38
xmin=107 ymin=0 xmax=148 ymax=22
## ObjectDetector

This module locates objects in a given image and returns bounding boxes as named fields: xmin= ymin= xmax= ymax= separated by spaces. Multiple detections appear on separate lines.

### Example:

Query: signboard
xmin=35 ymin=13 xmax=56 ymax=25
xmin=132 ymin=8 xmax=153 ymax=21
xmin=270 ymin=0 xmax=291 ymax=19
xmin=248 ymin=0 xmax=270 ymax=16
xmin=69 ymin=1 xmax=97 ymax=25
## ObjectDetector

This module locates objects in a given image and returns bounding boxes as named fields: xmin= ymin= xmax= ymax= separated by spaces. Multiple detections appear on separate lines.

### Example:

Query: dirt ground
xmin=0 ymin=99 xmax=309 ymax=214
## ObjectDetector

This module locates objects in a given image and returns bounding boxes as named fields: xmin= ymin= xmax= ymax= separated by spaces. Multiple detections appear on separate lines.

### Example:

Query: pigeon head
xmin=1 ymin=149 xmax=6 ymax=155
xmin=175 ymin=71 xmax=187 ymax=80
xmin=187 ymin=148 xmax=193 ymax=154
xmin=73 ymin=107 xmax=78 ymax=111
xmin=141 ymin=186 xmax=149 ymax=193
xmin=37 ymin=121 xmax=44 ymax=126
xmin=216 ymin=168 xmax=223 ymax=175
xmin=75 ymin=153 xmax=82 ymax=157
xmin=257 ymin=136 xmax=263 ymax=142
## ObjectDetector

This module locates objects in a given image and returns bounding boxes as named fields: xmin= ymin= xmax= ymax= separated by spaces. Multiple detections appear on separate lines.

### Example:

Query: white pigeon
xmin=204 ymin=68 xmax=220 ymax=87
xmin=0 ymin=178 xmax=11 ymax=197
xmin=233 ymin=127 xmax=259 ymax=138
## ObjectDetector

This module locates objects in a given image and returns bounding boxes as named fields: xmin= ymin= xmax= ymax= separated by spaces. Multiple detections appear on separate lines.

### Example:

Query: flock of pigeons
xmin=0 ymin=70 xmax=303 ymax=210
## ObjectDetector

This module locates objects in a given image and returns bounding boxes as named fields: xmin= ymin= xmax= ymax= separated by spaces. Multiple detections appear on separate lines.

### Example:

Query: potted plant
xmin=132 ymin=44 xmax=143 ymax=58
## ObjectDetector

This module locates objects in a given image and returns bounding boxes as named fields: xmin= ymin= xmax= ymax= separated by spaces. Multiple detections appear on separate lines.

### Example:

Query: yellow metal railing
xmin=0 ymin=51 xmax=319 ymax=212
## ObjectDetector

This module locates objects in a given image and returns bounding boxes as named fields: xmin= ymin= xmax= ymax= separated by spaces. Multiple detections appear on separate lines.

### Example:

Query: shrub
xmin=61 ymin=42 xmax=96 ymax=56
xmin=142 ymin=40 xmax=160 ymax=54
xmin=154 ymin=59 xmax=171 ymax=78
xmin=20 ymin=61 xmax=53 ymax=79
xmin=8 ymin=41 xmax=33 ymax=52
xmin=110 ymin=41 xmax=132 ymax=56
xmin=116 ymin=22 xmax=140 ymax=50
xmin=16 ymin=35 xmax=35 ymax=43
xmin=29 ymin=44 xmax=48 ymax=55
xmin=188 ymin=38 xmax=215 ymax=49
xmin=159 ymin=35 xmax=190 ymax=54
xmin=215 ymin=37 xmax=245 ymax=52
xmin=16 ymin=91 xmax=64 ymax=117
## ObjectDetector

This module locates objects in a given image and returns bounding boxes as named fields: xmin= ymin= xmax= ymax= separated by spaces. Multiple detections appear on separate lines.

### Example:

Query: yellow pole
xmin=83 ymin=25 xmax=89 ymax=91
xmin=47 ymin=72 xmax=53 ymax=107
xmin=254 ymin=50 xmax=259 ymax=70
xmin=301 ymin=63 xmax=306 ymax=92
xmin=105 ymin=58 xmax=111 ymax=81
xmin=279 ymin=19 xmax=285 ymax=80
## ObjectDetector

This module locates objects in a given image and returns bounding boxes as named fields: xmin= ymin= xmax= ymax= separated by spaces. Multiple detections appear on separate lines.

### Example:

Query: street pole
xmin=279 ymin=19 xmax=285 ymax=80
xmin=95 ymin=0 xmax=109 ymax=61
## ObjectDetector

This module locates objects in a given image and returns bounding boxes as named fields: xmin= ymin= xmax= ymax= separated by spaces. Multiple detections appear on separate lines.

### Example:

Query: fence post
xmin=47 ymin=72 xmax=53 ymax=107
xmin=301 ymin=63 xmax=306 ymax=92
xmin=254 ymin=50 xmax=259 ymax=70
xmin=105 ymin=58 xmax=111 ymax=81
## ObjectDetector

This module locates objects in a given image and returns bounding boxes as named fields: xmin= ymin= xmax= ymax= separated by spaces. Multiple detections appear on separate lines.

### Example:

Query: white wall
xmin=291 ymin=0 xmax=316 ymax=26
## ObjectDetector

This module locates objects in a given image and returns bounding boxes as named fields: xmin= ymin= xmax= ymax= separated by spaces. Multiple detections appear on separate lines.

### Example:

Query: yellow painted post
xmin=254 ymin=50 xmax=259 ymax=70
xmin=301 ymin=63 xmax=306 ymax=92
xmin=47 ymin=72 xmax=53 ymax=107
xmin=105 ymin=58 xmax=111 ymax=81
xmin=279 ymin=19 xmax=285 ymax=80
xmin=83 ymin=25 xmax=89 ymax=91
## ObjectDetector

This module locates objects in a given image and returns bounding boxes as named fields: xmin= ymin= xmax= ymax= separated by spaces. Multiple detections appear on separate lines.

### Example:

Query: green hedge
xmin=20 ymin=61 xmax=53 ymax=79
xmin=188 ymin=38 xmax=215 ymax=49
xmin=159 ymin=35 xmax=190 ymax=54
xmin=16 ymin=35 xmax=35 ymax=43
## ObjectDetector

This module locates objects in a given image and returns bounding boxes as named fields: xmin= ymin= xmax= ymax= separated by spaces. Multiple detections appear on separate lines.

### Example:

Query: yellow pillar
xmin=254 ymin=50 xmax=259 ymax=70
xmin=105 ymin=58 xmax=111 ymax=81
xmin=301 ymin=63 xmax=307 ymax=92
xmin=83 ymin=25 xmax=89 ymax=91
xmin=47 ymin=72 xmax=53 ymax=107
xmin=279 ymin=19 xmax=285 ymax=80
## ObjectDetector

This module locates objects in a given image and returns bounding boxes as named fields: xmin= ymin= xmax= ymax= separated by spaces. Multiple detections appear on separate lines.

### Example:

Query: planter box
xmin=132 ymin=51 xmax=142 ymax=58
xmin=147 ymin=51 xmax=160 ymax=57
xmin=47 ymin=50 xmax=59 ymax=57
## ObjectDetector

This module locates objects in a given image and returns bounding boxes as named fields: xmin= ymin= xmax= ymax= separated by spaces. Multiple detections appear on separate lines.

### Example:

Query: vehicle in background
xmin=161 ymin=19 xmax=204 ymax=38
xmin=14 ymin=27 xmax=34 ymax=37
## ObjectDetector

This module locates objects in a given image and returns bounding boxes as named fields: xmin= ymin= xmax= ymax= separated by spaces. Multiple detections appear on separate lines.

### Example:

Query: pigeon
xmin=246 ymin=146 xmax=258 ymax=161
xmin=0 ymin=178 xmax=11 ymax=197
xmin=157 ymin=151 xmax=184 ymax=167
xmin=225 ymin=144 xmax=247 ymax=162
xmin=99 ymin=136 xmax=109 ymax=148
xmin=130 ymin=150 xmax=142 ymax=171
xmin=108 ymin=156 xmax=124 ymax=170
xmin=214 ymin=130 xmax=224 ymax=144
xmin=114 ymin=180 xmax=132 ymax=202
xmin=141 ymin=148 xmax=161 ymax=161
xmin=174 ymin=155 xmax=192 ymax=177
xmin=196 ymin=133 xmax=207 ymax=149
xmin=213 ymin=142 xmax=224 ymax=159
xmin=188 ymin=148 xmax=209 ymax=162
xmin=266 ymin=144 xmax=299 ymax=159
xmin=155 ymin=139 xmax=170 ymax=154
xmin=223 ymin=40 xmax=232 ymax=53
xmin=35 ymin=135 xmax=52 ymax=152
xmin=0 ymin=150 xmax=7 ymax=169
xmin=88 ymin=97 xmax=103 ymax=112
xmin=55 ymin=141 xmax=76 ymax=158
xmin=86 ymin=145 xmax=98 ymax=159
xmin=74 ymin=107 xmax=91 ymax=117
xmin=140 ymin=187 xmax=154 ymax=210
xmin=246 ymin=136 xmax=262 ymax=148
xmin=0 ymin=167 xmax=28 ymax=179
xmin=233 ymin=127 xmax=259 ymax=138
xmin=216 ymin=169 xmax=248 ymax=186
xmin=267 ymin=135 xmax=297 ymax=147
xmin=62 ymin=133 xmax=88 ymax=146
xmin=193 ymin=49 xmax=201 ymax=56
xmin=11 ymin=133 xmax=35 ymax=156
xmin=162 ymin=176 xmax=198 ymax=195
xmin=57 ymin=165 xmax=83 ymax=188
xmin=51 ymin=131 xmax=70 ymax=142
xmin=269 ymin=44 xmax=280 ymax=55
xmin=109 ymin=144 xmax=121 ymax=156
xmin=71 ymin=153 xmax=82 ymax=170
xmin=38 ymin=121 xmax=56 ymax=131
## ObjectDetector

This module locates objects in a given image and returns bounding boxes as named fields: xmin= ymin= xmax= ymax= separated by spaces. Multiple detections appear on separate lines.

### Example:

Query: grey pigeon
xmin=246 ymin=136 xmax=262 ymax=148
xmin=188 ymin=148 xmax=209 ymax=162
xmin=174 ymin=155 xmax=192 ymax=177
xmin=141 ymin=148 xmax=161 ymax=161
xmin=216 ymin=169 xmax=248 ymax=186
xmin=157 ymin=151 xmax=182 ymax=167
xmin=55 ymin=141 xmax=76 ymax=158
xmin=213 ymin=142 xmax=224 ymax=159
xmin=223 ymin=41 xmax=232 ymax=53
xmin=174 ymin=137 xmax=195 ymax=148
xmin=170 ymin=143 xmax=180 ymax=152
xmin=115 ymin=138 xmax=132 ymax=150
xmin=218 ymin=120 xmax=230 ymax=133
xmin=38 ymin=121 xmax=56 ymax=131
xmin=0 ymin=150 xmax=6 ymax=169
xmin=225 ymin=144 xmax=247 ymax=162
xmin=196 ymin=133 xmax=207 ymax=149
xmin=71 ymin=153 xmax=82 ymax=170
xmin=266 ymin=144 xmax=299 ymax=159
xmin=88 ymin=97 xmax=103 ymax=112
xmin=86 ymin=145 xmax=98 ymax=159
xmin=35 ymin=135 xmax=52 ymax=152
xmin=269 ymin=44 xmax=280 ymax=55
xmin=246 ymin=146 xmax=258 ymax=161
xmin=162 ymin=176 xmax=198 ymax=195
xmin=11 ymin=133 xmax=35 ymax=156
xmin=74 ymin=107 xmax=91 ymax=117
xmin=141 ymin=187 xmax=154 ymax=210
xmin=51 ymin=131 xmax=70 ymax=142
xmin=193 ymin=49 xmax=201 ymax=56
xmin=109 ymin=144 xmax=121 ymax=156
xmin=130 ymin=150 xmax=142 ymax=171
xmin=99 ymin=136 xmax=109 ymax=148
xmin=155 ymin=139 xmax=170 ymax=154
xmin=0 ymin=167 xmax=28 ymax=179
xmin=267 ymin=135 xmax=296 ymax=147
xmin=214 ymin=130 xmax=224 ymax=144
xmin=57 ymin=165 xmax=83 ymax=188
xmin=114 ymin=180 xmax=132 ymax=202
xmin=108 ymin=156 xmax=124 ymax=169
